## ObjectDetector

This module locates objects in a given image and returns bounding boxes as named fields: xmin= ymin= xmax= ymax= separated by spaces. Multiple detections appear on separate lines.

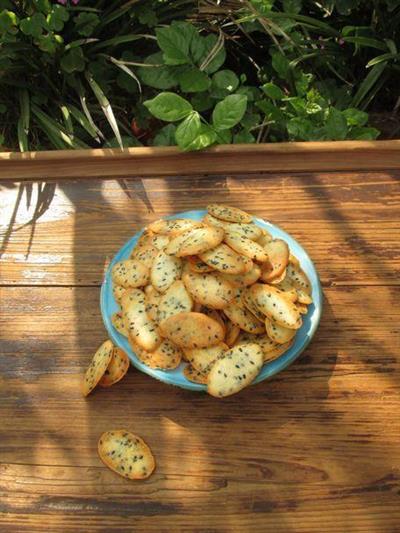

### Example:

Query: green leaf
xmin=137 ymin=6 xmax=158 ymax=27
xmin=271 ymin=53 xmax=290 ymax=79
xmin=156 ymin=21 xmax=195 ymax=65
xmin=17 ymin=117 xmax=28 ymax=152
xmin=35 ymin=33 xmax=63 ymax=54
xmin=34 ymin=0 xmax=51 ymax=14
xmin=68 ymin=104 xmax=101 ymax=141
xmin=46 ymin=4 xmax=69 ymax=32
xmin=215 ymin=129 xmax=232 ymax=144
xmin=86 ymin=72 xmax=122 ymax=148
xmin=19 ymin=89 xmax=30 ymax=132
xmin=233 ymin=130 xmax=256 ymax=143
xmin=349 ymin=126 xmax=380 ymax=140
xmin=178 ymin=67 xmax=211 ymax=93
xmin=241 ymin=112 xmax=261 ymax=130
xmin=176 ymin=116 xmax=216 ymax=151
xmin=104 ymin=135 xmax=141 ymax=148
xmin=201 ymin=34 xmax=226 ymax=74
xmin=256 ymin=100 xmax=285 ymax=124
xmin=287 ymin=117 xmax=314 ymax=140
xmin=366 ymin=53 xmax=400 ymax=68
xmin=0 ymin=9 xmax=18 ymax=33
xmin=0 ymin=132 xmax=5 ymax=146
xmin=325 ymin=108 xmax=348 ymax=140
xmin=352 ymin=62 xmax=387 ymax=108
xmin=191 ymin=92 xmax=214 ymax=112
xmin=20 ymin=13 xmax=47 ymax=37
xmin=283 ymin=0 xmax=302 ymax=13
xmin=138 ymin=52 xmax=178 ymax=90
xmin=73 ymin=12 xmax=100 ymax=37
xmin=236 ymin=86 xmax=262 ymax=102
xmin=0 ymin=104 xmax=6 ymax=114
xmin=295 ymin=72 xmax=312 ymax=96
xmin=153 ymin=124 xmax=177 ymax=146
xmin=343 ymin=36 xmax=388 ymax=51
xmin=144 ymin=92 xmax=193 ymax=122
xmin=61 ymin=47 xmax=85 ymax=73
xmin=262 ymin=82 xmax=285 ymax=100
xmin=212 ymin=94 xmax=247 ymax=131
xmin=212 ymin=70 xmax=239 ymax=93
xmin=175 ymin=112 xmax=201 ymax=150
xmin=342 ymin=108 xmax=368 ymax=127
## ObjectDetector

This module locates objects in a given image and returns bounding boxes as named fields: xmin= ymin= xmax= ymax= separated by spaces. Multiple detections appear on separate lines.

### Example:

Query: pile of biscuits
xmin=109 ymin=204 xmax=312 ymax=398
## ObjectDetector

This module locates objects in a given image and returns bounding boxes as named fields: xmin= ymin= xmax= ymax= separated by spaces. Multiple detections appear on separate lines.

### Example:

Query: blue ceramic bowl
xmin=101 ymin=210 xmax=323 ymax=391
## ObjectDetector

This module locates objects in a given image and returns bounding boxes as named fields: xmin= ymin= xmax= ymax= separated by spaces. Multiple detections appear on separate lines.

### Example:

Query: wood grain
xmin=0 ymin=285 xmax=399 ymax=532
xmin=1 ymin=140 xmax=400 ymax=180
xmin=1 ymin=171 xmax=399 ymax=286
xmin=1 ymin=170 xmax=400 ymax=532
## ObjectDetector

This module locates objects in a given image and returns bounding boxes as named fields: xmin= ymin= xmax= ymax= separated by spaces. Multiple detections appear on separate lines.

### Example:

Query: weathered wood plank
xmin=0 ymin=285 xmax=399 ymax=532
xmin=1 ymin=140 xmax=400 ymax=180
xmin=1 ymin=171 xmax=399 ymax=285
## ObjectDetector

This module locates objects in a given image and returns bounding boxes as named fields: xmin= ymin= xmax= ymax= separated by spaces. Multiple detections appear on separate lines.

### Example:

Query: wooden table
xmin=1 ymin=170 xmax=399 ymax=532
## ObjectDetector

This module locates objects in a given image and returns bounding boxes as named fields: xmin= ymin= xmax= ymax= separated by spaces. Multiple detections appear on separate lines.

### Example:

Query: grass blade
xmin=343 ymin=36 xmax=388 ymax=51
xmin=76 ymin=81 xmax=105 ymax=141
xmin=60 ymin=105 xmax=73 ymax=135
xmin=85 ymin=72 xmax=123 ymax=148
xmin=366 ymin=53 xmax=400 ymax=68
xmin=352 ymin=62 xmax=387 ymax=108
xmin=91 ymin=34 xmax=155 ymax=51
xmin=68 ymin=103 xmax=101 ymax=141
xmin=108 ymin=55 xmax=142 ymax=93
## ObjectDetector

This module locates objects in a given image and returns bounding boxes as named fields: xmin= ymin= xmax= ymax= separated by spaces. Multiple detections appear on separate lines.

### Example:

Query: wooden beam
xmin=1 ymin=140 xmax=400 ymax=180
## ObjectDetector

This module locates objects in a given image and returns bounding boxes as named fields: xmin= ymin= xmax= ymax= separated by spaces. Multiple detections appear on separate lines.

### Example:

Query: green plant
xmin=0 ymin=0 xmax=393 ymax=153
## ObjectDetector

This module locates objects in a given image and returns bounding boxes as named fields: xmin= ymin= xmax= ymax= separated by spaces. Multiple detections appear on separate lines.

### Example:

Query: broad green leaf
xmin=287 ymin=117 xmax=314 ymax=140
xmin=215 ymin=129 xmax=232 ymax=144
xmin=0 ymin=10 xmax=18 ymax=33
xmin=144 ymin=92 xmax=193 ymax=122
xmin=73 ymin=12 xmax=100 ymax=37
xmin=178 ymin=67 xmax=211 ymax=93
xmin=295 ymin=72 xmax=313 ymax=96
xmin=342 ymin=108 xmax=368 ymax=127
xmin=325 ymin=108 xmax=348 ymax=140
xmin=283 ymin=0 xmax=302 ymax=13
xmin=35 ymin=33 xmax=63 ymax=54
xmin=20 ymin=13 xmax=47 ymax=37
xmin=153 ymin=124 xmax=177 ymax=146
xmin=35 ymin=0 xmax=51 ymax=14
xmin=271 ymin=53 xmax=290 ymax=79
xmin=175 ymin=112 xmax=202 ymax=150
xmin=137 ymin=6 xmax=158 ymax=27
xmin=61 ymin=47 xmax=85 ymax=73
xmin=175 ymin=113 xmax=217 ymax=151
xmin=256 ymin=100 xmax=285 ymax=123
xmin=236 ymin=86 xmax=262 ymax=102
xmin=241 ymin=112 xmax=261 ymax=130
xmin=262 ymin=82 xmax=285 ymax=100
xmin=156 ymin=21 xmax=195 ymax=65
xmin=46 ymin=4 xmax=69 ymax=32
xmin=212 ymin=70 xmax=239 ymax=93
xmin=212 ymin=94 xmax=247 ymax=131
xmin=190 ymin=32 xmax=206 ymax=64
xmin=138 ymin=52 xmax=178 ymax=90
xmin=349 ymin=126 xmax=380 ymax=140
xmin=233 ymin=130 xmax=256 ymax=143
xmin=191 ymin=92 xmax=214 ymax=112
